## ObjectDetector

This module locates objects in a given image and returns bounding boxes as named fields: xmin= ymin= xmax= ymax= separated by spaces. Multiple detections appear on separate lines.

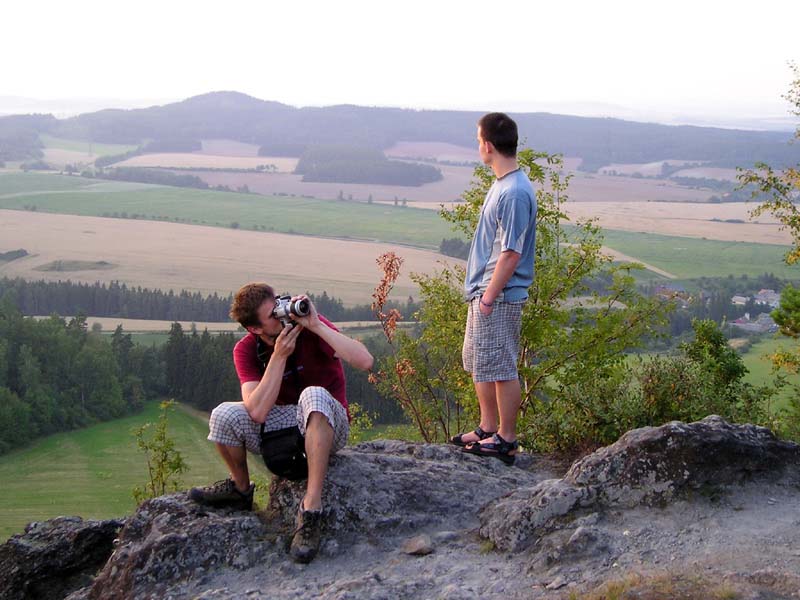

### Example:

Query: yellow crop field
xmin=561 ymin=201 xmax=790 ymax=246
xmin=114 ymin=153 xmax=299 ymax=172
xmin=0 ymin=210 xmax=461 ymax=305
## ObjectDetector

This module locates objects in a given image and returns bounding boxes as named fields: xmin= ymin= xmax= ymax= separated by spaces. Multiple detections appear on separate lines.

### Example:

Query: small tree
xmin=132 ymin=400 xmax=188 ymax=504
xmin=372 ymin=150 xmax=668 ymax=448
xmin=737 ymin=63 xmax=800 ymax=439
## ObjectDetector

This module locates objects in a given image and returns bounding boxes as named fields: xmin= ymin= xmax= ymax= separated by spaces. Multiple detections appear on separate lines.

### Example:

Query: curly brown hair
xmin=229 ymin=283 xmax=275 ymax=328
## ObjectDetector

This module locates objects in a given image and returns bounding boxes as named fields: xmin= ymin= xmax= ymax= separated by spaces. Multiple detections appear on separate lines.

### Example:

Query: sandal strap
xmin=474 ymin=426 xmax=494 ymax=439
xmin=487 ymin=433 xmax=519 ymax=453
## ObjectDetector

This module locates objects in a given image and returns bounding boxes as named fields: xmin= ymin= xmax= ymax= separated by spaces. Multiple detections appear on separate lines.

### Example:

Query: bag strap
xmin=256 ymin=339 xmax=304 ymax=438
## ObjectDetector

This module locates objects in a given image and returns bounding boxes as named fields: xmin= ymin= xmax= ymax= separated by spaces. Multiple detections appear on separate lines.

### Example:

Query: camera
xmin=272 ymin=295 xmax=311 ymax=328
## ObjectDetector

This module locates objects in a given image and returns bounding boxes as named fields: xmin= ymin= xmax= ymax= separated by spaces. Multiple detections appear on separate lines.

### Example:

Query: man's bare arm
xmin=242 ymin=324 xmax=301 ymax=423
xmin=293 ymin=296 xmax=374 ymax=371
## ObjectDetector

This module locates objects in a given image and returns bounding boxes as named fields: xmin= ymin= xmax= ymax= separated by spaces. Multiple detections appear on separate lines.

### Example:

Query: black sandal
xmin=464 ymin=433 xmax=518 ymax=465
xmin=449 ymin=426 xmax=496 ymax=447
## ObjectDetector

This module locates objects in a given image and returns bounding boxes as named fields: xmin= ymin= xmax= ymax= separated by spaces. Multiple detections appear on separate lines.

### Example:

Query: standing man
xmin=450 ymin=113 xmax=537 ymax=465
xmin=189 ymin=283 xmax=373 ymax=564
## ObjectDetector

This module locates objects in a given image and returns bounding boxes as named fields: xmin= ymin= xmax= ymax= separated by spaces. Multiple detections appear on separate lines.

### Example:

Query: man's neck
xmin=492 ymin=157 xmax=519 ymax=179
xmin=259 ymin=332 xmax=277 ymax=346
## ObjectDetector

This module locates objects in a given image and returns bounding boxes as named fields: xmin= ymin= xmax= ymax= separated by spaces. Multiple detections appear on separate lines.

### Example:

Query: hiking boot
xmin=289 ymin=506 xmax=323 ymax=563
xmin=188 ymin=478 xmax=254 ymax=510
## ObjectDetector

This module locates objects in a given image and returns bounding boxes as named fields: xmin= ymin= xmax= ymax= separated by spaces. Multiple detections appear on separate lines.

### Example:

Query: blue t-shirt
xmin=464 ymin=168 xmax=537 ymax=302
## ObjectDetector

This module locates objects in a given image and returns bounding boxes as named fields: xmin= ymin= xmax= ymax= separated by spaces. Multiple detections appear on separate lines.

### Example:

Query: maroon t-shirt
xmin=232 ymin=315 xmax=349 ymax=418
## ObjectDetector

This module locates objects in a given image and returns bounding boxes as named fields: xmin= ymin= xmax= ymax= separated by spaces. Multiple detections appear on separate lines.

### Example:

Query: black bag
xmin=260 ymin=425 xmax=308 ymax=481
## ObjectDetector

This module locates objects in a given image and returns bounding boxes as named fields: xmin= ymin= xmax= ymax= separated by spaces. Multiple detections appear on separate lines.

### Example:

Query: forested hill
xmin=2 ymin=91 xmax=798 ymax=171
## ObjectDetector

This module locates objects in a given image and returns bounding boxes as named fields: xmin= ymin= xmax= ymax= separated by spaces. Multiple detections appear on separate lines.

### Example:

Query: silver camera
xmin=272 ymin=295 xmax=310 ymax=328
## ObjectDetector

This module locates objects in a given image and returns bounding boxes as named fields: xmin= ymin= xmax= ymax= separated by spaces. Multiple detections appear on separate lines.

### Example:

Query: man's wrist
xmin=480 ymin=296 xmax=494 ymax=307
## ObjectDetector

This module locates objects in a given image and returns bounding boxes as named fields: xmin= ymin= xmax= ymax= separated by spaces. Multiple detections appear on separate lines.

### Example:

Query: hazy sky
xmin=3 ymin=0 xmax=799 ymax=121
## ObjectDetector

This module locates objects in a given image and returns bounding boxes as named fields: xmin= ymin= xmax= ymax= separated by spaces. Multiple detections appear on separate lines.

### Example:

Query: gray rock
xmin=402 ymin=534 xmax=434 ymax=555
xmin=0 ymin=516 xmax=123 ymax=600
xmin=268 ymin=439 xmax=542 ymax=540
xmin=67 ymin=494 xmax=270 ymax=599
xmin=480 ymin=416 xmax=800 ymax=552
xmin=546 ymin=575 xmax=567 ymax=590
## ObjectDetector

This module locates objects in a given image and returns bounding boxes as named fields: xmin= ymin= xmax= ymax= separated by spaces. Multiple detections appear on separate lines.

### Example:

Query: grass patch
xmin=0 ymin=173 xmax=455 ymax=249
xmin=0 ymin=172 xmax=91 ymax=194
xmin=34 ymin=259 xmax=115 ymax=272
xmin=351 ymin=422 xmax=422 ymax=443
xmin=573 ymin=571 xmax=743 ymax=600
xmin=40 ymin=135 xmax=138 ymax=157
xmin=0 ymin=401 xmax=242 ymax=541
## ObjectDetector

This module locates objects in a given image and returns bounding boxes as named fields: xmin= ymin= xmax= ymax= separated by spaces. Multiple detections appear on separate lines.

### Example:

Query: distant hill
xmin=2 ymin=91 xmax=798 ymax=172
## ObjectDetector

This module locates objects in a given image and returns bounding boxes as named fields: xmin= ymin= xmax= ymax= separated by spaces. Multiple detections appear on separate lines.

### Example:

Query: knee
xmin=209 ymin=402 xmax=249 ymax=430
xmin=298 ymin=386 xmax=330 ymax=408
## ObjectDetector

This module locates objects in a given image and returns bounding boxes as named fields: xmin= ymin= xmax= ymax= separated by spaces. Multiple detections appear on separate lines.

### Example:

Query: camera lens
xmin=291 ymin=298 xmax=310 ymax=317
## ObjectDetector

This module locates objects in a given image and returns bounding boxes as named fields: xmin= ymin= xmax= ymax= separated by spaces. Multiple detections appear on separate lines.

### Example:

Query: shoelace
xmin=208 ymin=479 xmax=234 ymax=493
xmin=292 ymin=512 xmax=322 ymax=540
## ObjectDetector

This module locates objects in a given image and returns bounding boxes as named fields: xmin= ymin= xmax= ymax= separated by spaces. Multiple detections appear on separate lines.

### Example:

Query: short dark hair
xmin=478 ymin=112 xmax=518 ymax=157
xmin=230 ymin=282 xmax=275 ymax=328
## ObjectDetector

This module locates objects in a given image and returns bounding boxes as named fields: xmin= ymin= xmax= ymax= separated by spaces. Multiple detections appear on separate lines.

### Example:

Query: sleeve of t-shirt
xmin=497 ymin=189 xmax=533 ymax=254
xmin=316 ymin=315 xmax=339 ymax=359
xmin=233 ymin=336 xmax=263 ymax=385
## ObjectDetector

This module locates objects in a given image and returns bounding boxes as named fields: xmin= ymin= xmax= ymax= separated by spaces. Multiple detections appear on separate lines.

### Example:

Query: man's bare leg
xmin=302 ymin=411 xmax=334 ymax=511
xmin=495 ymin=378 xmax=521 ymax=443
xmin=459 ymin=380 xmax=500 ymax=445
xmin=215 ymin=442 xmax=251 ymax=492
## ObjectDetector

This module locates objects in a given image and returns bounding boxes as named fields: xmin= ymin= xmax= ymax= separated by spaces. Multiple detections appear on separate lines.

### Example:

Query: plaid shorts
xmin=208 ymin=386 xmax=350 ymax=455
xmin=462 ymin=297 xmax=525 ymax=383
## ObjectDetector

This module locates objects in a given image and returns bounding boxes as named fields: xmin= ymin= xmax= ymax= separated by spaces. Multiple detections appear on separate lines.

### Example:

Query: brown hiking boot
xmin=188 ymin=478 xmax=254 ymax=510
xmin=289 ymin=507 xmax=323 ymax=563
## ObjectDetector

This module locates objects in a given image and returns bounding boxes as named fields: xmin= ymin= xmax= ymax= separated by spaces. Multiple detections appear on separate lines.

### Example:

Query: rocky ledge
xmin=2 ymin=416 xmax=799 ymax=599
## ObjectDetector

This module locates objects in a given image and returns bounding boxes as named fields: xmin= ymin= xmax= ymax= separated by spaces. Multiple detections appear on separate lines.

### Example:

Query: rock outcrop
xmin=479 ymin=415 xmax=800 ymax=552
xmin=2 ymin=417 xmax=799 ymax=599
xmin=65 ymin=441 xmax=552 ymax=599
xmin=0 ymin=516 xmax=123 ymax=600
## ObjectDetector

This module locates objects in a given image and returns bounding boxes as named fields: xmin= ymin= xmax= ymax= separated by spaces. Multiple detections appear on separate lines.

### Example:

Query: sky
xmin=2 ymin=0 xmax=799 ymax=127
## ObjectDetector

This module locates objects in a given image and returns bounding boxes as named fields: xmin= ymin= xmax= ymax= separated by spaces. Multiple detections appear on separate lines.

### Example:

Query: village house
xmin=731 ymin=312 xmax=778 ymax=334
xmin=754 ymin=289 xmax=781 ymax=308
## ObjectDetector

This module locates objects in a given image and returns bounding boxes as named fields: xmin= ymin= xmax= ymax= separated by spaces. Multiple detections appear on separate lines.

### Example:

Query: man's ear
xmin=246 ymin=325 xmax=260 ymax=336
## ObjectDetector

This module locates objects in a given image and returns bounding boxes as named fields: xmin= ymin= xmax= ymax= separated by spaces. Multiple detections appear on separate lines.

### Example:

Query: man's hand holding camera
xmin=272 ymin=295 xmax=316 ymax=357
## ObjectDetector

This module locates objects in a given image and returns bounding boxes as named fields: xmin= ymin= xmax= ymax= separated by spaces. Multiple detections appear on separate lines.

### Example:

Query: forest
xmin=3 ymin=91 xmax=799 ymax=173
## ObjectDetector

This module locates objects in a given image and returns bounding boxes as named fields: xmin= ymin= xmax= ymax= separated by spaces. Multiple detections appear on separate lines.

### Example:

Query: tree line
xmin=162 ymin=323 xmax=403 ymax=422
xmin=0 ymin=278 xmax=234 ymax=322
xmin=0 ymin=298 xmax=162 ymax=454
xmin=294 ymin=144 xmax=443 ymax=186
xmin=0 ymin=278 xmax=419 ymax=324
xmin=0 ymin=294 xmax=403 ymax=454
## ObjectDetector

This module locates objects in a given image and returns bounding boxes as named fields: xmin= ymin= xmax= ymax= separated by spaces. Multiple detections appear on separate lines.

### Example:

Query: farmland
xmin=115 ymin=153 xmax=298 ymax=172
xmin=562 ymin=200 xmax=791 ymax=246
xmin=39 ymin=135 xmax=139 ymax=169
xmin=0 ymin=173 xmax=455 ymax=248
xmin=1 ymin=170 xmax=797 ymax=297
xmin=0 ymin=210 xmax=456 ymax=304
xmin=597 ymin=229 xmax=795 ymax=279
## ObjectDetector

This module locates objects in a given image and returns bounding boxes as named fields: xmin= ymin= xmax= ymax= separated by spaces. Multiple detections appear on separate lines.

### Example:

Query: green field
xmin=0 ymin=401 xmax=238 ymax=541
xmin=599 ymin=229 xmax=796 ymax=279
xmin=0 ymin=172 xmax=455 ymax=249
xmin=740 ymin=336 xmax=800 ymax=412
xmin=40 ymin=134 xmax=138 ymax=157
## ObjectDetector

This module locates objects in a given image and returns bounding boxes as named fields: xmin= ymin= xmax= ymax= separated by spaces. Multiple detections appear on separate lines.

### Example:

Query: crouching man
xmin=189 ymin=283 xmax=374 ymax=563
